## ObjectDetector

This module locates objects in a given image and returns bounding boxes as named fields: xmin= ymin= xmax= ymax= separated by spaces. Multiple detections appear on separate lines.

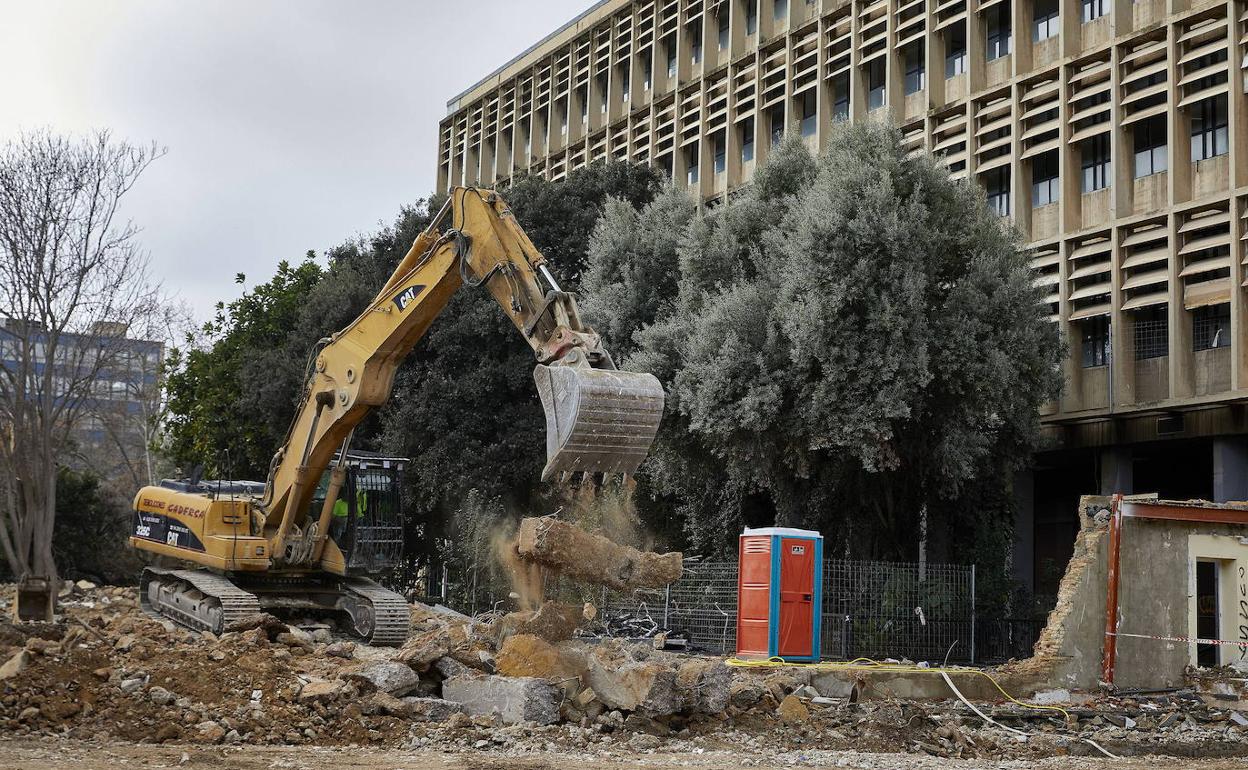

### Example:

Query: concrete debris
xmin=777 ymin=694 xmax=810 ymax=723
xmin=4 ymin=581 xmax=1248 ymax=761
xmin=516 ymin=516 xmax=683 ymax=591
xmin=495 ymin=634 xmax=586 ymax=683
xmin=0 ymin=650 xmax=29 ymax=680
xmin=493 ymin=602 xmax=583 ymax=644
xmin=344 ymin=661 xmax=420 ymax=696
xmin=441 ymin=675 xmax=561 ymax=725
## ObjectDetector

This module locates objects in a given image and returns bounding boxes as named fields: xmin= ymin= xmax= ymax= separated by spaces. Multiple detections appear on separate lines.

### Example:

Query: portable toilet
xmin=736 ymin=527 xmax=823 ymax=661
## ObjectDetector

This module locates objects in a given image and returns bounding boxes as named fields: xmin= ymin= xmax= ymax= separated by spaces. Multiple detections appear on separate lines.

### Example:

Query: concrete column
xmin=1011 ymin=469 xmax=1036 ymax=593
xmin=1212 ymin=437 xmax=1248 ymax=503
xmin=1099 ymin=446 xmax=1134 ymax=495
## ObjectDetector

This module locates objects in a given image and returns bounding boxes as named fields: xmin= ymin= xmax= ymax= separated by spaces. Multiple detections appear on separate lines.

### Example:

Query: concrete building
xmin=0 ymin=318 xmax=163 ymax=483
xmin=439 ymin=0 xmax=1248 ymax=597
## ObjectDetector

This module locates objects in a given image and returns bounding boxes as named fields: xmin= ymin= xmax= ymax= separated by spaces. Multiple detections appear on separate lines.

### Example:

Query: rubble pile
xmin=0 ymin=583 xmax=1246 ymax=760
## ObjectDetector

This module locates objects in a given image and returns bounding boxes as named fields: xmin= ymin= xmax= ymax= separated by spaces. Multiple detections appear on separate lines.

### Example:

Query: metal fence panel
xmin=595 ymin=558 xmax=980 ymax=663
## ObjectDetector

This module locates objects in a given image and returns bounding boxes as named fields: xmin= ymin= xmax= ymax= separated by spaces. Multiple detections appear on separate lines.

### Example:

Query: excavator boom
xmin=129 ymin=187 xmax=664 ymax=644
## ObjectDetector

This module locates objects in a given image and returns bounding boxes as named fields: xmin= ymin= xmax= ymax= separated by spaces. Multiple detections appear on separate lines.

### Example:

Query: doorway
xmin=1195 ymin=560 xmax=1219 ymax=667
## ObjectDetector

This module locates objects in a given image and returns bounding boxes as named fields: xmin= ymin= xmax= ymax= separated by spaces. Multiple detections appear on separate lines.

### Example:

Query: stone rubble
xmin=0 ymin=581 xmax=1244 ymax=761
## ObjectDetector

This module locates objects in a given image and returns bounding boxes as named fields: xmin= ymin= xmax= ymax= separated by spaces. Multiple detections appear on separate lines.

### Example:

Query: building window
xmin=597 ymin=76 xmax=608 ymax=113
xmin=985 ymin=4 xmax=1012 ymax=61
xmin=1081 ymin=133 xmax=1110 ymax=193
xmin=1190 ymin=94 xmax=1229 ymax=162
xmin=718 ymin=11 xmax=730 ymax=50
xmin=741 ymin=118 xmax=755 ymax=162
xmin=1034 ymin=0 xmax=1059 ymax=41
xmin=770 ymin=104 xmax=785 ymax=144
xmin=1133 ymin=114 xmax=1167 ymax=178
xmin=866 ymin=57 xmax=886 ymax=110
xmin=1081 ymin=0 xmax=1109 ymax=23
xmin=643 ymin=57 xmax=652 ymax=91
xmin=1193 ymin=303 xmax=1231 ymax=350
xmin=799 ymin=90 xmax=817 ymax=136
xmin=666 ymin=38 xmax=677 ymax=78
xmin=946 ymin=24 xmax=968 ymax=77
xmin=619 ymin=66 xmax=630 ymax=103
xmin=774 ymin=0 xmax=788 ymax=21
xmin=686 ymin=144 xmax=700 ymax=186
xmin=903 ymin=43 xmax=925 ymax=95
xmin=832 ymin=73 xmax=850 ymax=120
xmin=1133 ymin=307 xmax=1168 ymax=360
xmin=746 ymin=0 xmax=758 ymax=35
xmin=714 ymin=132 xmax=727 ymax=174
xmin=984 ymin=166 xmax=1010 ymax=216
xmin=1081 ymin=316 xmax=1110 ymax=368
xmin=1031 ymin=150 xmax=1059 ymax=206
xmin=690 ymin=21 xmax=703 ymax=63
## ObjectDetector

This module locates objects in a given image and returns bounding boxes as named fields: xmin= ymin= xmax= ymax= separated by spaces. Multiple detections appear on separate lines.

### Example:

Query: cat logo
xmin=393 ymin=284 xmax=427 ymax=312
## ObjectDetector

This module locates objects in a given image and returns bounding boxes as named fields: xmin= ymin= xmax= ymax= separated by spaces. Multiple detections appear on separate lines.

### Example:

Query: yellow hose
xmin=724 ymin=656 xmax=1070 ymax=720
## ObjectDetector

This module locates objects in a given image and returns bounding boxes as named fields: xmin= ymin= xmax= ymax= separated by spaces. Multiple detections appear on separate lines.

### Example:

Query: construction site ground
xmin=1 ymin=583 xmax=1245 ymax=767
xmin=1 ymin=739 xmax=1247 ymax=770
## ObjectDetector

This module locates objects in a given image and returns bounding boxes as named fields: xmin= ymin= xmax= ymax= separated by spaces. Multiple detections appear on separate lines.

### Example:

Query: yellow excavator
xmin=130 ymin=188 xmax=664 ymax=645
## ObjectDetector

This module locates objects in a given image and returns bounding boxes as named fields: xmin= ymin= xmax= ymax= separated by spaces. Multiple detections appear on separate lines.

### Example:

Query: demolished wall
xmin=1000 ymin=495 xmax=1248 ymax=693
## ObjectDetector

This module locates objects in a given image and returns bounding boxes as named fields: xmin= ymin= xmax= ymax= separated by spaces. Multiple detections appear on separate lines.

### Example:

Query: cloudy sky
xmin=0 ymin=0 xmax=589 ymax=318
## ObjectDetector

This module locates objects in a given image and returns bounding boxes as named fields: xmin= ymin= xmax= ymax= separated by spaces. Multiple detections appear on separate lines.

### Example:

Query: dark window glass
xmin=1193 ymin=303 xmax=1231 ymax=350
xmin=1081 ymin=316 xmax=1111 ymax=368
xmin=1191 ymin=94 xmax=1229 ymax=162
xmin=741 ymin=117 xmax=755 ymax=162
xmin=1081 ymin=133 xmax=1110 ymax=193
xmin=1133 ymin=114 xmax=1167 ymax=177
xmin=799 ymin=90 xmax=817 ymax=136
xmin=1034 ymin=0 xmax=1059 ymax=40
xmin=985 ymin=5 xmax=1012 ymax=61
xmin=904 ymin=43 xmax=925 ymax=94
xmin=946 ymin=23 xmax=968 ymax=77
xmin=984 ymin=166 xmax=1010 ymax=216
xmin=1031 ymin=150 xmax=1059 ymax=206
xmin=1080 ymin=0 xmax=1109 ymax=23
xmin=867 ymin=58 xmax=886 ymax=110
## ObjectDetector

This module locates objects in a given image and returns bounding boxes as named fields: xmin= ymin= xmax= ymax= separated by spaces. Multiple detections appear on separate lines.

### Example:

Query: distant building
xmin=0 ymin=317 xmax=163 ymax=483
xmin=439 ymin=0 xmax=1248 ymax=601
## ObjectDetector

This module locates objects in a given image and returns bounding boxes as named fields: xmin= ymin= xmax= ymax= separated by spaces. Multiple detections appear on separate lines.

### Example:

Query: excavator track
xmin=140 ymin=567 xmax=262 ymax=635
xmin=140 ymin=568 xmax=411 ymax=646
xmin=341 ymin=577 xmax=411 ymax=646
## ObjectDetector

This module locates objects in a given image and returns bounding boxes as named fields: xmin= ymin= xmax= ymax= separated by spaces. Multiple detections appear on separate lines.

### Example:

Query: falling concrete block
xmin=516 ymin=516 xmax=682 ymax=591
xmin=442 ymin=675 xmax=560 ymax=725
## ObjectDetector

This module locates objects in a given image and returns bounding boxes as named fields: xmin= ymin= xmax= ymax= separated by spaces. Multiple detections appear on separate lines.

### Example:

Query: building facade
xmin=0 ymin=318 xmax=163 ymax=485
xmin=439 ymin=0 xmax=1248 ymax=593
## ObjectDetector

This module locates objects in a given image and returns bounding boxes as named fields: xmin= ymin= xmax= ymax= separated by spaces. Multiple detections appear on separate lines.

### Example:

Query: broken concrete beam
xmin=441 ymin=674 xmax=560 ymax=725
xmin=516 ymin=516 xmax=682 ymax=591
xmin=493 ymin=601 xmax=583 ymax=645
xmin=582 ymin=640 xmax=682 ymax=715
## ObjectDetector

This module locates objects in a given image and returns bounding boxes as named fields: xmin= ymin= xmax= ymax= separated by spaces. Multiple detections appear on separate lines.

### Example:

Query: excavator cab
xmin=308 ymin=451 xmax=407 ymax=575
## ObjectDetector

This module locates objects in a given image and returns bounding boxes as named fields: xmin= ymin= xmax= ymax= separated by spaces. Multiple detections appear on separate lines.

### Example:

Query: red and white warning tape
xmin=1109 ymin=631 xmax=1248 ymax=648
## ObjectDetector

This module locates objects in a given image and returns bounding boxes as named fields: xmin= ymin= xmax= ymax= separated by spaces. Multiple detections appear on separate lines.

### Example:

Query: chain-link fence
xmin=596 ymin=558 xmax=983 ymax=663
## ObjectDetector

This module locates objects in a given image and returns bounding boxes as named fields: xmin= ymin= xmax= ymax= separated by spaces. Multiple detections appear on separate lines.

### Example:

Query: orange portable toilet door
xmin=778 ymin=537 xmax=814 ymax=658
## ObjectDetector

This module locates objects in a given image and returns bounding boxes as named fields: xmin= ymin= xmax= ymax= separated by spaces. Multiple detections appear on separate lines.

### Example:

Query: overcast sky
xmin=0 ymin=0 xmax=590 ymax=319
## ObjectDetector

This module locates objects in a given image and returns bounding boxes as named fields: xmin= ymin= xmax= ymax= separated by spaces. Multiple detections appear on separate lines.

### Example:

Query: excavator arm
xmin=259 ymin=187 xmax=663 ymax=568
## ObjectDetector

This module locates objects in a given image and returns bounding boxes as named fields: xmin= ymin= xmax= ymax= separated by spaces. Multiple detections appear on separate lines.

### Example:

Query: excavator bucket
xmin=534 ymin=364 xmax=664 ymax=480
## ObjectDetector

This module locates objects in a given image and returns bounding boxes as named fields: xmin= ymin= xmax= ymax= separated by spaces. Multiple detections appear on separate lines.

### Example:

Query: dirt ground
xmin=1 ymin=739 xmax=1247 ymax=770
